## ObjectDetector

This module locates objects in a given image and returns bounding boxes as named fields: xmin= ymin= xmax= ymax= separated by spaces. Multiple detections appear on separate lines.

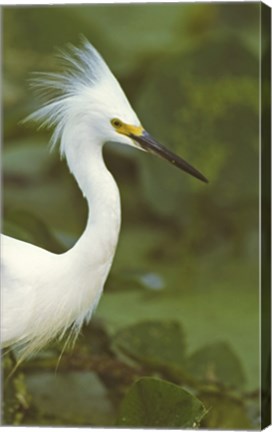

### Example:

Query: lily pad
xmin=187 ymin=341 xmax=246 ymax=388
xmin=116 ymin=377 xmax=206 ymax=427
xmin=112 ymin=320 xmax=186 ymax=372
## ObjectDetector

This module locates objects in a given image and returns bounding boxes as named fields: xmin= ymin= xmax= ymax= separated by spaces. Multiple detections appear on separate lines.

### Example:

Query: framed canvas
xmin=1 ymin=1 xmax=271 ymax=429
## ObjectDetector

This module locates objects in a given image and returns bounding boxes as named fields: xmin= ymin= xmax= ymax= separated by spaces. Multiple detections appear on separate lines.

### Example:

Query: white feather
xmin=24 ymin=37 xmax=138 ymax=151
xmin=1 ymin=38 xmax=140 ymax=360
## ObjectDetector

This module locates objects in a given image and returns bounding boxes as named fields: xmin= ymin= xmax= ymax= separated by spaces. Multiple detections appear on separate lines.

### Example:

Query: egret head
xmin=27 ymin=37 xmax=207 ymax=183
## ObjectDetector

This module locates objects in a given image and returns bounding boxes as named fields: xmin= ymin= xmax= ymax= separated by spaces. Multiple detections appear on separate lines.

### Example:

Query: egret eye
xmin=111 ymin=118 xmax=123 ymax=129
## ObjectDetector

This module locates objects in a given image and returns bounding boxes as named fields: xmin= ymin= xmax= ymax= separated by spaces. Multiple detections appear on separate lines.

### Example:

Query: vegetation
xmin=2 ymin=3 xmax=265 ymax=428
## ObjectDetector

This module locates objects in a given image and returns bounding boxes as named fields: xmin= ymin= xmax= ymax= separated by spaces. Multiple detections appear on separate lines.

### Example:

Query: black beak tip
xmin=131 ymin=130 xmax=209 ymax=184
xmin=200 ymin=175 xmax=209 ymax=184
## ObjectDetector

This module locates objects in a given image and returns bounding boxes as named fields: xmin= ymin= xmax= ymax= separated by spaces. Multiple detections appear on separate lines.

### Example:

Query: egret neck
xmin=62 ymin=122 xmax=121 ymax=269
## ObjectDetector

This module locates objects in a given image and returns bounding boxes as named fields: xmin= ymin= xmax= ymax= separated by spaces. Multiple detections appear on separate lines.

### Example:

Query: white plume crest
xmin=24 ymin=37 xmax=121 ymax=149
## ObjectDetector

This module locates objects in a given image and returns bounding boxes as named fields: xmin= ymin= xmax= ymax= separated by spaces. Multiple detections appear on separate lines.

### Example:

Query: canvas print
xmin=1 ymin=2 xmax=271 ymax=429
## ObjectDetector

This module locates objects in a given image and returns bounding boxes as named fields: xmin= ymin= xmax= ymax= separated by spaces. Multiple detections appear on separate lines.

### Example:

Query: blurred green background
xmin=2 ymin=3 xmax=264 ymax=428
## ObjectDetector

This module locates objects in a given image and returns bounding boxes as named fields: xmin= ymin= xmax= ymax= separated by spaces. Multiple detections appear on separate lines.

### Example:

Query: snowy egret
xmin=1 ymin=39 xmax=207 ymax=361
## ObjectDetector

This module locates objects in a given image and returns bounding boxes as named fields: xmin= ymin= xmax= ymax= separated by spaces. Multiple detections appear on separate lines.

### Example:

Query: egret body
xmin=1 ymin=39 xmax=207 ymax=360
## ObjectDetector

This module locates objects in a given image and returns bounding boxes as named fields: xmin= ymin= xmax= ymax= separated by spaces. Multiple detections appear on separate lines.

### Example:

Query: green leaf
xmin=116 ymin=377 xmax=207 ymax=427
xmin=112 ymin=321 xmax=186 ymax=372
xmin=187 ymin=341 xmax=246 ymax=388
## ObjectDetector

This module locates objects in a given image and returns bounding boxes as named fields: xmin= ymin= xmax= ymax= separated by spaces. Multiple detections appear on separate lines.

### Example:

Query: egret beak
xmin=130 ymin=130 xmax=208 ymax=183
